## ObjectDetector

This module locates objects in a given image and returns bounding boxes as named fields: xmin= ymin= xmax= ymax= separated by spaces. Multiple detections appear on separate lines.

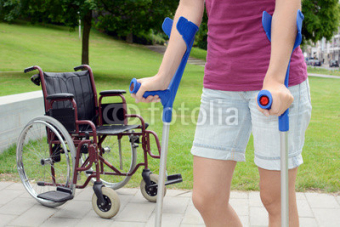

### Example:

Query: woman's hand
xmin=257 ymin=77 xmax=294 ymax=117
xmin=131 ymin=75 xmax=169 ymax=103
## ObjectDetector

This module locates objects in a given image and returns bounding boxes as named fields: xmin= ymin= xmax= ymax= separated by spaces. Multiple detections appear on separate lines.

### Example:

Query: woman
xmin=132 ymin=0 xmax=311 ymax=226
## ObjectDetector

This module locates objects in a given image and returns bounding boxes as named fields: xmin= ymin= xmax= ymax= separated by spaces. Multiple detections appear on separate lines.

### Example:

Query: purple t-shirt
xmin=204 ymin=0 xmax=307 ymax=91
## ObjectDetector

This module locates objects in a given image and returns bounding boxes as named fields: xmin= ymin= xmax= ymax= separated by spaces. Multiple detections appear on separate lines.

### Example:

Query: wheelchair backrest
xmin=43 ymin=70 xmax=96 ymax=123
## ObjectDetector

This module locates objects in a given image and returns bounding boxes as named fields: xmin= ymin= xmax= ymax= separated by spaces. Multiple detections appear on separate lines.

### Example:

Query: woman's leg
xmin=258 ymin=167 xmax=299 ymax=227
xmin=192 ymin=156 xmax=242 ymax=227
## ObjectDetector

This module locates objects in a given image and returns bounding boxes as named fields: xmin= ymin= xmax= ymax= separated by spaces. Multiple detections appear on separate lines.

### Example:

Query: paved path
xmin=0 ymin=182 xmax=339 ymax=227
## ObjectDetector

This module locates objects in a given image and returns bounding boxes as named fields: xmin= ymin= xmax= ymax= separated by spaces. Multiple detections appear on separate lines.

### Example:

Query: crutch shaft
xmin=280 ymin=132 xmax=289 ymax=227
xmin=155 ymin=123 xmax=170 ymax=227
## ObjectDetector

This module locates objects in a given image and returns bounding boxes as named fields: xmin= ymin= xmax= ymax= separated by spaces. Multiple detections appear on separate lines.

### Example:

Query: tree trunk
xmin=126 ymin=32 xmax=133 ymax=43
xmin=82 ymin=10 xmax=92 ymax=65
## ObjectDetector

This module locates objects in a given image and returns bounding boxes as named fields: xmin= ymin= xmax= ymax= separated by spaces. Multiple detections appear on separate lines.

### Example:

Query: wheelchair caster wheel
xmin=140 ymin=174 xmax=166 ymax=203
xmin=92 ymin=187 xmax=120 ymax=219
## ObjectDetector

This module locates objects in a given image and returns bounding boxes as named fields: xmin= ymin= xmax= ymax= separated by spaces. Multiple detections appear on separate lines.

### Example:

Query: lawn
xmin=0 ymin=21 xmax=339 ymax=193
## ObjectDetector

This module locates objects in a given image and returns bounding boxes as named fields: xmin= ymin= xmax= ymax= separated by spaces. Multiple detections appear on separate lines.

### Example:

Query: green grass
xmin=190 ymin=47 xmax=207 ymax=61
xmin=307 ymin=66 xmax=340 ymax=77
xmin=1 ymin=22 xmax=340 ymax=193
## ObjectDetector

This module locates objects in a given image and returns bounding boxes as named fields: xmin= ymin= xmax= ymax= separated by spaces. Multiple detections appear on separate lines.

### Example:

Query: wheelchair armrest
xmin=100 ymin=90 xmax=126 ymax=96
xmin=47 ymin=93 xmax=74 ymax=100
xmin=31 ymin=74 xmax=41 ymax=86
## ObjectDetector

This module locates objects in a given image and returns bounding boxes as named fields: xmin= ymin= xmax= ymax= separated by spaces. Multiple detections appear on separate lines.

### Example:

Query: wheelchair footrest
xmin=37 ymin=186 xmax=74 ymax=202
xmin=165 ymin=174 xmax=183 ymax=186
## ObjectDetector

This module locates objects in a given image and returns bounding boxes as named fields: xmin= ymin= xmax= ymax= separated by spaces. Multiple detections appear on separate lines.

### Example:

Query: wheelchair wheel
xmin=140 ymin=174 xmax=166 ymax=202
xmin=82 ymin=135 xmax=137 ymax=190
xmin=16 ymin=116 xmax=76 ymax=207
xmin=92 ymin=187 xmax=120 ymax=219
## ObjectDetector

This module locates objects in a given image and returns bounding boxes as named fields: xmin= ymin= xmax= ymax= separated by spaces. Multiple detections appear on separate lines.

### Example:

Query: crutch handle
xmin=129 ymin=78 xmax=171 ymax=105
xmin=257 ymin=90 xmax=289 ymax=132
xmin=257 ymin=90 xmax=272 ymax=110
xmin=257 ymin=10 xmax=304 ymax=132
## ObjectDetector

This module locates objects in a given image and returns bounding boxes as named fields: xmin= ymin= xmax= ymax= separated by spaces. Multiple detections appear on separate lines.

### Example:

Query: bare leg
xmin=258 ymin=167 xmax=299 ymax=227
xmin=192 ymin=156 xmax=242 ymax=227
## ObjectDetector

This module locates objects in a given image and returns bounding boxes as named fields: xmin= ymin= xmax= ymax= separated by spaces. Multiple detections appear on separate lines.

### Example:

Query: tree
xmin=302 ymin=0 xmax=340 ymax=43
xmin=94 ymin=0 xmax=177 ymax=43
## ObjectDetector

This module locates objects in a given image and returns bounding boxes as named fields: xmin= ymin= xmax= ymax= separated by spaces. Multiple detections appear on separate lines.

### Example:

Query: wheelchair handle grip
xmin=129 ymin=78 xmax=170 ymax=105
xmin=24 ymin=66 xmax=36 ymax=73
xmin=74 ymin=65 xmax=86 ymax=71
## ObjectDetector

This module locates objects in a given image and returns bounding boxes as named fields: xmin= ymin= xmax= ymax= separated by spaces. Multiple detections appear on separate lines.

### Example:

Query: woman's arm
xmin=258 ymin=0 xmax=301 ymax=116
xmin=133 ymin=0 xmax=205 ymax=103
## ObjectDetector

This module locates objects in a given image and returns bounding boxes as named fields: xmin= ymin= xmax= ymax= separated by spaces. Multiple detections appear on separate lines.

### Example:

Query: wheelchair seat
xmin=96 ymin=125 xmax=139 ymax=135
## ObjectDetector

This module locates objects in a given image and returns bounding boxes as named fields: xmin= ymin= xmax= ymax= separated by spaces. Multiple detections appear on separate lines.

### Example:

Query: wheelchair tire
xmin=82 ymin=139 xmax=137 ymax=190
xmin=16 ymin=116 xmax=76 ymax=207
xmin=92 ymin=187 xmax=120 ymax=219
xmin=140 ymin=174 xmax=166 ymax=203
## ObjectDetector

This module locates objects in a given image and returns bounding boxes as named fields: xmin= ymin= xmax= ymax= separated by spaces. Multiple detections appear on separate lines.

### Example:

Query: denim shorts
xmin=191 ymin=79 xmax=312 ymax=170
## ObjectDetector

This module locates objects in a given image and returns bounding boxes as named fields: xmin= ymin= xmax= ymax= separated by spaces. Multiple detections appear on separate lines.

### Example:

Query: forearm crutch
xmin=257 ymin=10 xmax=304 ymax=227
xmin=129 ymin=17 xmax=198 ymax=227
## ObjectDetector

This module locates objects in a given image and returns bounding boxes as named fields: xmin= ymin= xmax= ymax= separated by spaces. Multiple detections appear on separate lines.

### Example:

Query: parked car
xmin=309 ymin=59 xmax=322 ymax=66
xmin=329 ymin=60 xmax=339 ymax=67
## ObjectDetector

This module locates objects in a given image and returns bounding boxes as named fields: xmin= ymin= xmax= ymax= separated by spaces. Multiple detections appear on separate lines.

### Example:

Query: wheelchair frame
xmin=17 ymin=64 xmax=182 ymax=218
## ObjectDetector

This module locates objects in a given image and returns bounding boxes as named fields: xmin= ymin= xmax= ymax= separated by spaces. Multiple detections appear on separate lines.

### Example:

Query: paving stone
xmin=250 ymin=206 xmax=268 ymax=226
xmin=40 ymin=217 xmax=81 ymax=227
xmin=230 ymin=191 xmax=249 ymax=199
xmin=312 ymin=208 xmax=340 ymax=227
xmin=115 ymin=202 xmax=154 ymax=222
xmin=177 ymin=191 xmax=192 ymax=198
xmin=305 ymin=193 xmax=340 ymax=209
xmin=53 ymin=200 xmax=92 ymax=219
xmin=116 ymin=188 xmax=138 ymax=196
xmin=130 ymin=190 xmax=152 ymax=204
xmin=0 ymin=197 xmax=35 ymax=215
xmin=73 ymin=187 xmax=93 ymax=201
xmin=9 ymin=204 xmax=59 ymax=226
xmin=0 ymin=214 xmax=17 ymax=226
xmin=296 ymin=192 xmax=306 ymax=200
xmin=181 ymin=205 xmax=204 ymax=225
xmin=336 ymin=195 xmax=340 ymax=206
xmin=75 ymin=210 xmax=114 ymax=227
xmin=118 ymin=194 xmax=135 ymax=210
xmin=297 ymin=199 xmax=314 ymax=217
xmin=0 ymin=189 xmax=24 ymax=205
xmin=180 ymin=225 xmax=205 ymax=227
xmin=162 ymin=196 xmax=190 ymax=214
xmin=145 ymin=213 xmax=182 ymax=227
xmin=239 ymin=215 xmax=249 ymax=227
xmin=230 ymin=198 xmax=249 ymax=216
xmin=163 ymin=189 xmax=190 ymax=197
xmin=19 ymin=191 xmax=32 ymax=198
xmin=0 ymin=182 xmax=14 ymax=191
xmin=249 ymin=191 xmax=263 ymax=207
xmin=5 ymin=183 xmax=25 ymax=191
xmin=111 ymin=221 xmax=146 ymax=227
xmin=299 ymin=217 xmax=318 ymax=227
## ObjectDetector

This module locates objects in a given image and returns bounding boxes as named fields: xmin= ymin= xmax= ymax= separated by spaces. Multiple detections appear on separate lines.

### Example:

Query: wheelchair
xmin=16 ymin=64 xmax=182 ymax=218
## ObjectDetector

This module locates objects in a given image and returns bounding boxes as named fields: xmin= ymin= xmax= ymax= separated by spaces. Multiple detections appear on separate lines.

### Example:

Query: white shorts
xmin=191 ymin=80 xmax=312 ymax=170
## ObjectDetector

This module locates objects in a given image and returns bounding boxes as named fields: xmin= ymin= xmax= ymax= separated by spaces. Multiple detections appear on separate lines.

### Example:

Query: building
xmin=306 ymin=27 xmax=340 ymax=64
